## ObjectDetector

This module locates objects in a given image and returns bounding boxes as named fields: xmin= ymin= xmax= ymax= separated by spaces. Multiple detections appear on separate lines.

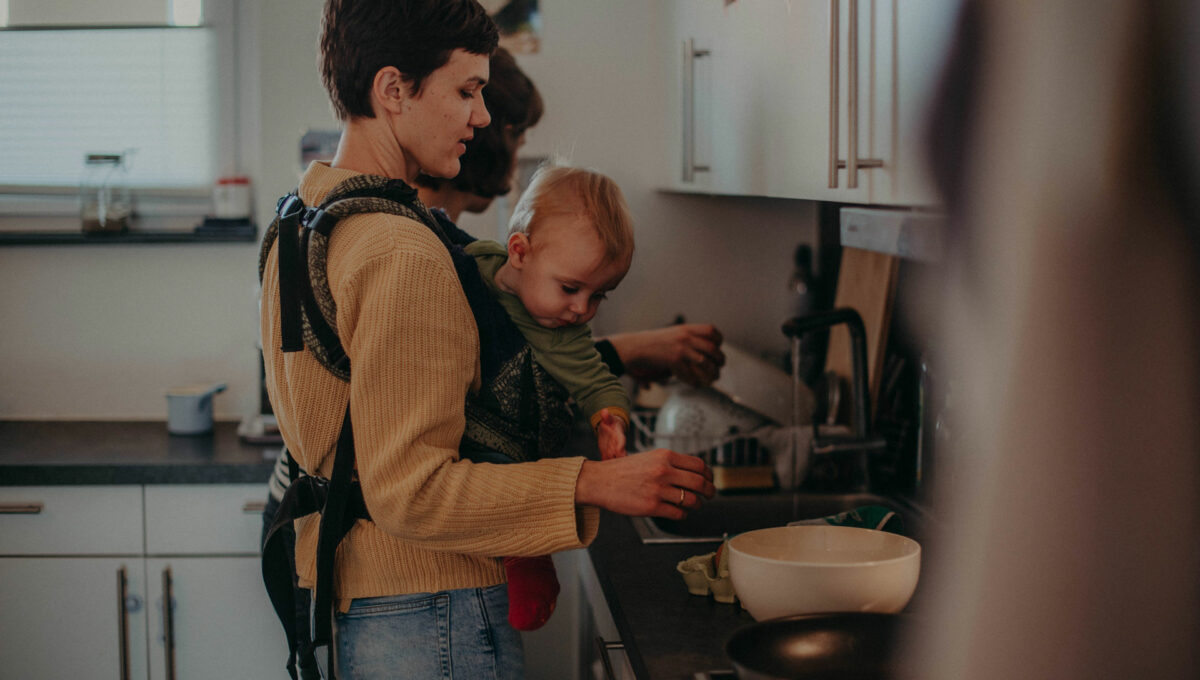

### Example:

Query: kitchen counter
xmin=589 ymin=509 xmax=754 ymax=679
xmin=0 ymin=421 xmax=278 ymax=485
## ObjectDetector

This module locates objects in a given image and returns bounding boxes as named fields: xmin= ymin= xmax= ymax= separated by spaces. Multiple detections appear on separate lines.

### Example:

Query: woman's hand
xmin=594 ymin=409 xmax=628 ymax=460
xmin=574 ymin=449 xmax=715 ymax=520
xmin=605 ymin=324 xmax=726 ymax=387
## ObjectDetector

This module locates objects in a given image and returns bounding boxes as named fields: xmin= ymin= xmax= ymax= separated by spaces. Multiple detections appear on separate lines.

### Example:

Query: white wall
xmin=0 ymin=0 xmax=817 ymax=421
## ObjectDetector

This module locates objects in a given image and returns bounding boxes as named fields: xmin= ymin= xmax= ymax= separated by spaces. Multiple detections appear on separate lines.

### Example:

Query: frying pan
xmin=725 ymin=612 xmax=905 ymax=680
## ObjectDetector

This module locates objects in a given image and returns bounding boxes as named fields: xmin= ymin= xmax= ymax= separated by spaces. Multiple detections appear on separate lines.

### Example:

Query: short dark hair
xmin=416 ymin=47 xmax=543 ymax=198
xmin=319 ymin=0 xmax=499 ymax=121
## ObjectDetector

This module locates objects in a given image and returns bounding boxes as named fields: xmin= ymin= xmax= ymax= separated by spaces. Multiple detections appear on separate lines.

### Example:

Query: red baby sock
xmin=503 ymin=555 xmax=561 ymax=631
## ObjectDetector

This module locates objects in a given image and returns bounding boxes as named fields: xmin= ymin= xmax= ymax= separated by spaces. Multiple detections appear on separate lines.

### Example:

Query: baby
xmin=462 ymin=163 xmax=634 ymax=629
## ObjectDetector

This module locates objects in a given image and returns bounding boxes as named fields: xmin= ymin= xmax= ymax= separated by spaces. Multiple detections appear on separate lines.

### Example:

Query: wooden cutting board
xmin=824 ymin=247 xmax=900 ymax=422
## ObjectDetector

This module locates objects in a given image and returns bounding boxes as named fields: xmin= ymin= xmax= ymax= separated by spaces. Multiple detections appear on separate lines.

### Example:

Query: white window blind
xmin=0 ymin=27 xmax=219 ymax=188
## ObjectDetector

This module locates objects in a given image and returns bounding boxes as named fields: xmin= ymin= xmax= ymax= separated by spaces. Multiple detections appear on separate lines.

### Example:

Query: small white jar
xmin=213 ymin=176 xmax=252 ymax=219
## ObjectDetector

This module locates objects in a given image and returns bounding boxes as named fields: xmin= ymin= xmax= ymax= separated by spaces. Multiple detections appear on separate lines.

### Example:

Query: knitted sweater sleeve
xmin=336 ymin=219 xmax=598 ymax=557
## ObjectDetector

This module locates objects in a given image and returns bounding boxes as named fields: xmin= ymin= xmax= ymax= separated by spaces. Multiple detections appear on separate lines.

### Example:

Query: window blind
xmin=0 ymin=27 xmax=218 ymax=188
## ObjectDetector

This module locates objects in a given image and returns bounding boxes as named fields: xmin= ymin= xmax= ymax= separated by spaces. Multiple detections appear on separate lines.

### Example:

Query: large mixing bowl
xmin=728 ymin=525 xmax=920 ymax=621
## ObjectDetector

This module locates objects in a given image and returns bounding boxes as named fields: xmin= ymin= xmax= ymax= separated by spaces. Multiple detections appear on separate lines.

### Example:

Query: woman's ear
xmin=371 ymin=66 xmax=410 ymax=116
xmin=507 ymin=232 xmax=531 ymax=269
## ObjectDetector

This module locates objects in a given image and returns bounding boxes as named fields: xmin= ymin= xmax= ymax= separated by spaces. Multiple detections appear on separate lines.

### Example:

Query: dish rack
xmin=630 ymin=407 xmax=781 ymax=490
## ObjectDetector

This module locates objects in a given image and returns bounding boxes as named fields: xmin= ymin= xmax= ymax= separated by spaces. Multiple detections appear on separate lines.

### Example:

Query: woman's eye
xmin=460 ymin=90 xmax=476 ymax=100
xmin=591 ymin=292 xmax=608 ymax=301
xmin=561 ymin=285 xmax=579 ymax=295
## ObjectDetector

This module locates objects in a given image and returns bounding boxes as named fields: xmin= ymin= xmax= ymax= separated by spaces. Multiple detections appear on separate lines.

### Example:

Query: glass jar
xmin=80 ymin=153 xmax=132 ymax=233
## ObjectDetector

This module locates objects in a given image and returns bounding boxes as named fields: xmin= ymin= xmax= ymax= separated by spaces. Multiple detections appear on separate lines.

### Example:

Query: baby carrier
xmin=259 ymin=176 xmax=451 ymax=679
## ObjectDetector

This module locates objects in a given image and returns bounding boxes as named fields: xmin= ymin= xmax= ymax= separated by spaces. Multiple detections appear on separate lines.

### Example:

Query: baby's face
xmin=510 ymin=214 xmax=630 ymax=329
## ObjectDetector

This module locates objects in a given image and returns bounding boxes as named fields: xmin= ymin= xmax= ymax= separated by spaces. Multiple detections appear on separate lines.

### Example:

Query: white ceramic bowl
xmin=728 ymin=525 xmax=921 ymax=621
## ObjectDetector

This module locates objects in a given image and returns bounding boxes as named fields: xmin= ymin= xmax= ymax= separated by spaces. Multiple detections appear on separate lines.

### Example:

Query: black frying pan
xmin=725 ymin=612 xmax=906 ymax=680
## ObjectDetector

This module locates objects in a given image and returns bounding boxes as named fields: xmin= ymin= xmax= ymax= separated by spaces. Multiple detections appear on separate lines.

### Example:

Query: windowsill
xmin=0 ymin=228 xmax=257 ymax=246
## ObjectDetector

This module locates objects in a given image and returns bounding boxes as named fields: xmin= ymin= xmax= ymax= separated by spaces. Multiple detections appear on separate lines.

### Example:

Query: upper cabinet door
xmin=664 ymin=0 xmax=724 ymax=194
xmin=662 ymin=0 xmax=959 ymax=207
xmin=863 ymin=0 xmax=960 ymax=207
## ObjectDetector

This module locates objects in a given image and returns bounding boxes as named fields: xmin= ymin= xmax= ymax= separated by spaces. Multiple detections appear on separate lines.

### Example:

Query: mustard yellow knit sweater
xmin=260 ymin=162 xmax=599 ymax=601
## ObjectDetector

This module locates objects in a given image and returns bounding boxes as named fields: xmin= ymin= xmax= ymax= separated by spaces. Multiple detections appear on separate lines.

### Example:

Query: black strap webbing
xmin=276 ymin=194 xmax=305 ymax=353
xmin=312 ymin=403 xmax=357 ymax=649
xmin=262 ymin=406 xmax=369 ymax=680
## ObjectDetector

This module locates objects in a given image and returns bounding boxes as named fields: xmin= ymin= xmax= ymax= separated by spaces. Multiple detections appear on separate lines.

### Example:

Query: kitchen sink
xmin=631 ymin=490 xmax=919 ymax=544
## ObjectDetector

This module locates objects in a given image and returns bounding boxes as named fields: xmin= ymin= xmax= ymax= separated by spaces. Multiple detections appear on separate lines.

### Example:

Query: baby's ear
xmin=506 ymin=232 xmax=531 ymax=268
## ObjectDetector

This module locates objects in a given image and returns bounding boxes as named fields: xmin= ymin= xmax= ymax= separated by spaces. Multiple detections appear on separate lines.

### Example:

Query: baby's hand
xmin=595 ymin=409 xmax=628 ymax=460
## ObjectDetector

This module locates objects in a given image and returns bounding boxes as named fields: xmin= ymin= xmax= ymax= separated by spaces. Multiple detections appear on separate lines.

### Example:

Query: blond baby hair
xmin=508 ymin=164 xmax=634 ymax=263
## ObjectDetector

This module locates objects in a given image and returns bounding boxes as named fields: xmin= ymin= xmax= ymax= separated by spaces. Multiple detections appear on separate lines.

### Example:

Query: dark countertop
xmin=589 ymin=510 xmax=753 ymax=679
xmin=0 ymin=421 xmax=279 ymax=485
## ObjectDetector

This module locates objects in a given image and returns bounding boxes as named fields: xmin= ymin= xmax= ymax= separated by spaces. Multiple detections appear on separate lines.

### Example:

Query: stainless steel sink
xmin=631 ymin=490 xmax=916 ymax=543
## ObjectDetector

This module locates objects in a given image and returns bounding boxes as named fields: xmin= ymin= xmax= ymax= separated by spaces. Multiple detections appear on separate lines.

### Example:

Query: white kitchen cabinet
xmin=144 ymin=484 xmax=281 ymax=680
xmin=0 ymin=486 xmax=148 ymax=680
xmin=0 ymin=483 xmax=278 ymax=680
xmin=523 ymin=549 xmax=634 ymax=680
xmin=663 ymin=0 xmax=724 ymax=193
xmin=0 ymin=557 xmax=150 ymax=680
xmin=145 ymin=557 xmax=282 ymax=680
xmin=578 ymin=551 xmax=636 ymax=680
xmin=663 ymin=0 xmax=959 ymax=206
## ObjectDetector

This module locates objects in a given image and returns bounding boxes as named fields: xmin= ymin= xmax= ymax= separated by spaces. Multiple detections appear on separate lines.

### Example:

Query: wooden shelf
xmin=0 ymin=228 xmax=257 ymax=246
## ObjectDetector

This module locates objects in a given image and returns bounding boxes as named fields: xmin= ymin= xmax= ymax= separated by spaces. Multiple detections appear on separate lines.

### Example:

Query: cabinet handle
xmin=682 ymin=37 xmax=711 ymax=183
xmin=828 ymin=0 xmax=840 ymax=188
xmin=243 ymin=500 xmax=267 ymax=514
xmin=117 ymin=566 xmax=131 ymax=680
xmin=830 ymin=0 xmax=884 ymax=189
xmin=162 ymin=567 xmax=177 ymax=680
xmin=595 ymin=636 xmax=625 ymax=680
xmin=0 ymin=502 xmax=44 ymax=514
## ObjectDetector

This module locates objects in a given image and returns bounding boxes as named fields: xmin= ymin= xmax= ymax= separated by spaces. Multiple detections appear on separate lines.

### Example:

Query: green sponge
xmin=788 ymin=505 xmax=906 ymax=535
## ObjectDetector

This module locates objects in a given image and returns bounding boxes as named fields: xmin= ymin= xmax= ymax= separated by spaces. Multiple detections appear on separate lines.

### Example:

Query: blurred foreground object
xmin=903 ymin=1 xmax=1200 ymax=679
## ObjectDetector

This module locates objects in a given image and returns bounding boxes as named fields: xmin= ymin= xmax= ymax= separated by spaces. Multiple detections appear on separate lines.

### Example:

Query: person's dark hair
xmin=319 ymin=0 xmax=499 ymax=121
xmin=416 ymin=47 xmax=543 ymax=198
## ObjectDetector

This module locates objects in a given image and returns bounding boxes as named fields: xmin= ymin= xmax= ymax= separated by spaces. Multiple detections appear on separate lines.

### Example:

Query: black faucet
xmin=782 ymin=308 xmax=887 ymax=491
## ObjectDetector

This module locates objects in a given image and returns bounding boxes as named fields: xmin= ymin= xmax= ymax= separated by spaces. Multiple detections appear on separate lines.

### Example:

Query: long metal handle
xmin=846 ymin=0 xmax=884 ymax=189
xmin=828 ymin=0 xmax=840 ymax=188
xmin=682 ymin=38 xmax=711 ymax=183
xmin=117 ymin=567 xmax=131 ymax=680
xmin=595 ymin=636 xmax=625 ymax=680
xmin=162 ymin=567 xmax=177 ymax=680
xmin=847 ymin=0 xmax=860 ymax=187
xmin=0 ymin=502 xmax=44 ymax=514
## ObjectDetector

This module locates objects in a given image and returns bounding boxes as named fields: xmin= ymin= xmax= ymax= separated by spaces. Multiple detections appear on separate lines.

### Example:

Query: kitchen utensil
xmin=166 ymin=383 xmax=227 ymax=435
xmin=823 ymin=247 xmax=900 ymax=421
xmin=712 ymin=344 xmax=814 ymax=426
xmin=727 ymin=525 xmax=920 ymax=621
xmin=726 ymin=612 xmax=905 ymax=680
xmin=653 ymin=384 xmax=769 ymax=452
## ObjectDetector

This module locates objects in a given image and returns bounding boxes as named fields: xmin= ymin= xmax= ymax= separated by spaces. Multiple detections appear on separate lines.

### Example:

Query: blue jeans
xmin=334 ymin=585 xmax=525 ymax=679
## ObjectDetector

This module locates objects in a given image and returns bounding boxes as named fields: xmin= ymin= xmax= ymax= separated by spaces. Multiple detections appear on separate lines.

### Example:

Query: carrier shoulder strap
xmin=258 ymin=175 xmax=451 ymax=380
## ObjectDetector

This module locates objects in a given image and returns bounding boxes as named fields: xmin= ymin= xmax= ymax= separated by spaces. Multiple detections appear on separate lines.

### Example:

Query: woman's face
xmin=397 ymin=49 xmax=492 ymax=180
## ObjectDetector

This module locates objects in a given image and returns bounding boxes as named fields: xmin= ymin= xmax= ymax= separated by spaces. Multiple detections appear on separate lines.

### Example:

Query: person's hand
xmin=574 ymin=449 xmax=715 ymax=520
xmin=595 ymin=409 xmax=627 ymax=460
xmin=605 ymin=324 xmax=726 ymax=388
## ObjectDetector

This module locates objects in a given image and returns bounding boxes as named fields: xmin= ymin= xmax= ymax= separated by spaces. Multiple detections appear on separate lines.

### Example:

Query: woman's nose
xmin=472 ymin=99 xmax=491 ymax=128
